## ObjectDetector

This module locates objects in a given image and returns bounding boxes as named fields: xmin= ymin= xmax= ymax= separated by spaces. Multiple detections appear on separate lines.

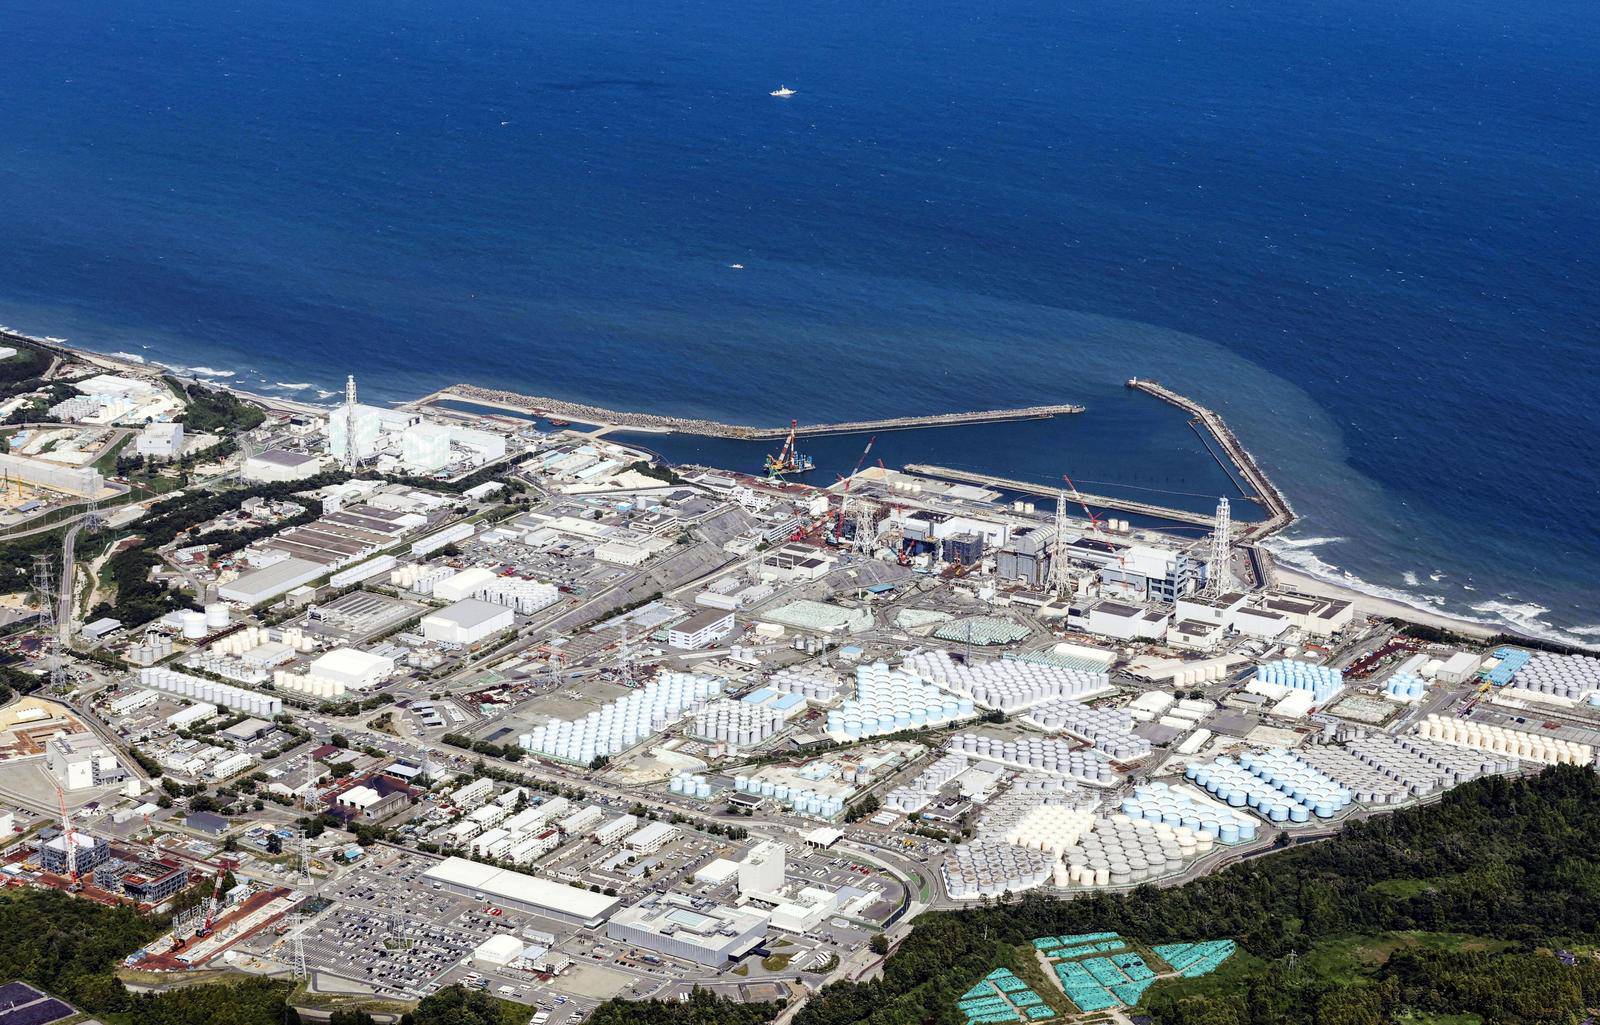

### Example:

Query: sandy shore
xmin=1271 ymin=565 xmax=1499 ymax=641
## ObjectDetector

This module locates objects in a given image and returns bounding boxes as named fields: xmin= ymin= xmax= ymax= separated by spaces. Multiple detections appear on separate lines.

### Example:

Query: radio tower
xmin=289 ymin=912 xmax=308 ymax=979
xmin=341 ymin=374 xmax=359 ymax=470
xmin=32 ymin=555 xmax=66 ymax=692
xmin=1049 ymin=489 xmax=1073 ymax=595
xmin=1205 ymin=497 xmax=1232 ymax=594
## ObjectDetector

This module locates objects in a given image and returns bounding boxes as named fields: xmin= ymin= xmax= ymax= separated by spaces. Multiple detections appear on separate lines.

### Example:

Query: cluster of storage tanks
xmin=943 ymin=840 xmax=1055 ymax=900
xmin=518 ymin=672 xmax=722 ymax=763
xmin=1256 ymin=659 xmax=1344 ymax=702
xmin=1117 ymin=782 xmax=1260 ymax=844
xmin=825 ymin=663 xmax=974 ymax=740
xmin=899 ymin=650 xmax=1111 ymax=713
xmin=729 ymin=775 xmax=846 ymax=818
xmin=212 ymin=625 xmax=315 ymax=658
xmin=391 ymin=563 xmax=453 ymax=593
xmin=176 ymin=604 xmax=233 ymax=639
xmin=690 ymin=700 xmax=785 ymax=747
xmin=135 ymin=667 xmax=283 ymax=716
xmin=1023 ymin=697 xmax=1151 ymax=761
xmin=668 ymin=772 xmax=716 ymax=800
xmin=1238 ymin=749 xmax=1353 ymax=816
xmin=1002 ymin=802 xmax=1097 ymax=857
xmin=1060 ymin=814 xmax=1215 ymax=888
xmin=1506 ymin=654 xmax=1600 ymax=702
xmin=947 ymin=733 xmax=1117 ymax=785
xmin=1184 ymin=750 xmax=1344 ymax=823
xmin=126 ymin=635 xmax=175 ymax=664
xmin=768 ymin=668 xmax=842 ymax=703
xmin=1345 ymin=732 xmax=1518 ymax=791
xmin=273 ymin=669 xmax=348 ymax=699
xmin=1415 ymin=713 xmax=1594 ymax=766
xmin=1384 ymin=672 xmax=1427 ymax=702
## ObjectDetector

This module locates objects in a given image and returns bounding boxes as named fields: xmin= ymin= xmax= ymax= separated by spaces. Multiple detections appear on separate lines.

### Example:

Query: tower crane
xmin=1061 ymin=470 xmax=1127 ymax=576
xmin=50 ymin=779 xmax=82 ymax=891
xmin=831 ymin=435 xmax=877 ymax=540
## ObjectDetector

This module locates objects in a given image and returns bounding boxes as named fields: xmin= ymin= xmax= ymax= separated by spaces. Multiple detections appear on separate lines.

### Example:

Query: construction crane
xmin=1061 ymin=470 xmax=1127 ymax=578
xmin=763 ymin=420 xmax=815 ymax=480
xmin=50 ymin=779 xmax=82 ymax=891
xmin=195 ymin=859 xmax=235 ymax=939
xmin=831 ymin=435 xmax=877 ymax=541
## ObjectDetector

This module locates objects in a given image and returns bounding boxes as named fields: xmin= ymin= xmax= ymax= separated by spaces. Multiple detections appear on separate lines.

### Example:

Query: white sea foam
xmin=1402 ymin=571 xmax=1419 ymax=587
xmin=187 ymin=366 xmax=235 ymax=377
xmin=273 ymin=382 xmax=312 ymax=390
xmin=1265 ymin=534 xmax=1598 ymax=650
xmin=111 ymin=351 xmax=146 ymax=363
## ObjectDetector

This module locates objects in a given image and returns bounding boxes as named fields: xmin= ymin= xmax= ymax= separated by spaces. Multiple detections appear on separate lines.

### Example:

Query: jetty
xmin=901 ymin=464 xmax=1217 ymax=529
xmin=1126 ymin=378 xmax=1297 ymax=539
xmin=411 ymin=384 xmax=1084 ymax=440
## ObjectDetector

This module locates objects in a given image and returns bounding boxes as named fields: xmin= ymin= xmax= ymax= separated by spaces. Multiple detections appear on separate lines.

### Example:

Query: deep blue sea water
xmin=0 ymin=0 xmax=1595 ymax=641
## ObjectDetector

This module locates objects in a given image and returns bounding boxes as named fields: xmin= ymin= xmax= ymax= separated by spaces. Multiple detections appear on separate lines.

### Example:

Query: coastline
xmin=3 ymin=323 xmax=1584 ymax=651
xmin=1270 ymin=565 xmax=1500 ymax=642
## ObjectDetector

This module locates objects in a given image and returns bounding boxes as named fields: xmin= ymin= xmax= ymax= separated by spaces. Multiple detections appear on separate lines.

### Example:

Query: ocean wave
xmin=1402 ymin=571 xmax=1419 ymax=587
xmin=273 ymin=382 xmax=312 ymax=390
xmin=187 ymin=366 xmax=235 ymax=377
xmin=111 ymin=351 xmax=146 ymax=363
xmin=314 ymin=389 xmax=338 ymax=399
xmin=1265 ymin=534 xmax=1597 ymax=650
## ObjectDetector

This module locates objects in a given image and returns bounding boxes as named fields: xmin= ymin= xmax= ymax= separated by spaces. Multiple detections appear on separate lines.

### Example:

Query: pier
xmin=1126 ymin=378 xmax=1297 ymax=539
xmin=901 ymin=464 xmax=1218 ymax=529
xmin=411 ymin=384 xmax=1084 ymax=440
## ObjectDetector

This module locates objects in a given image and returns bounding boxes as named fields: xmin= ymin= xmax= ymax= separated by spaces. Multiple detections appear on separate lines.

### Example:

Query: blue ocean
xmin=0 ymin=0 xmax=1595 ymax=641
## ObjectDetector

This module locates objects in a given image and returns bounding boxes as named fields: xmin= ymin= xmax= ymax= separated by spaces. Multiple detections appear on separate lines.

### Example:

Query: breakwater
xmin=1126 ymin=378 xmax=1296 ymax=539
xmin=414 ymin=384 xmax=1084 ymax=439
xmin=901 ymin=464 xmax=1217 ymax=528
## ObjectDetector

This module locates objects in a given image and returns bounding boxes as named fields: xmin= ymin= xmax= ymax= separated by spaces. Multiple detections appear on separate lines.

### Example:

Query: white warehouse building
xmin=422 ymin=599 xmax=514 ymax=646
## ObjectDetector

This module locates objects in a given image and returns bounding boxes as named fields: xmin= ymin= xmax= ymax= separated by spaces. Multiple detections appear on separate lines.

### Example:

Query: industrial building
xmin=242 ymin=449 xmax=324 ymax=482
xmin=605 ymin=893 xmax=768 ymax=966
xmin=421 ymin=856 xmax=618 ymax=926
xmin=738 ymin=840 xmax=786 ymax=897
xmin=0 ymin=452 xmax=104 ymax=497
xmin=421 ymin=599 xmax=514 ymax=646
xmin=219 ymin=556 xmax=325 ymax=606
xmin=40 ymin=832 xmax=110 ymax=875
xmin=667 ymin=609 xmax=735 ymax=650
xmin=306 ymin=647 xmax=396 ymax=691
xmin=46 ymin=732 xmax=126 ymax=791
xmin=135 ymin=421 xmax=184 ymax=459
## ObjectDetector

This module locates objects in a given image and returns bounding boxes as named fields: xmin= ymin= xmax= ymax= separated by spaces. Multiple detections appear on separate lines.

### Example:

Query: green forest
xmin=599 ymin=766 xmax=1600 ymax=1025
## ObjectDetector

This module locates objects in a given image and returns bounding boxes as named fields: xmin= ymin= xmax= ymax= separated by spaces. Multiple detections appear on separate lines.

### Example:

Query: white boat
xmin=770 ymin=85 xmax=796 ymax=98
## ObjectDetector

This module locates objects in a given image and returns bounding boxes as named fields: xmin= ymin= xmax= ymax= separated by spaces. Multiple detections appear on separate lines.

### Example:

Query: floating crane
xmin=763 ymin=420 xmax=816 ymax=480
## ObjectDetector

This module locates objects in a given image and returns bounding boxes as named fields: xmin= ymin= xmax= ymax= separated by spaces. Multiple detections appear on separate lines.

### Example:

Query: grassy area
xmin=284 ymin=978 xmax=415 ymax=1018
xmin=1136 ymin=932 xmax=1509 ymax=1011
xmin=761 ymin=953 xmax=793 ymax=972
xmin=731 ymin=963 xmax=750 ymax=977
xmin=1010 ymin=944 xmax=1074 ymax=1019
